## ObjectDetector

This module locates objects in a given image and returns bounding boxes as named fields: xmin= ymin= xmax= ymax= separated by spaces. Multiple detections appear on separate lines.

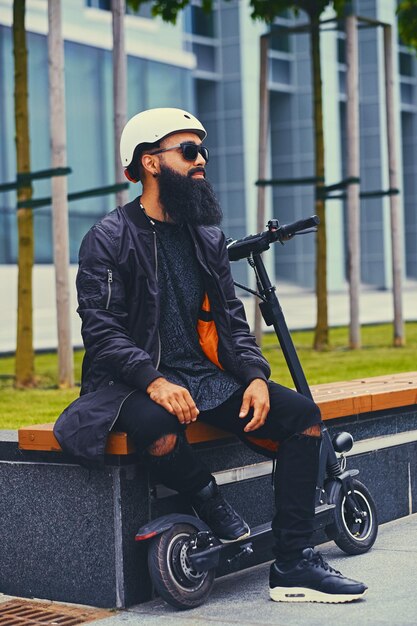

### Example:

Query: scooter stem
xmin=251 ymin=254 xmax=342 ymax=479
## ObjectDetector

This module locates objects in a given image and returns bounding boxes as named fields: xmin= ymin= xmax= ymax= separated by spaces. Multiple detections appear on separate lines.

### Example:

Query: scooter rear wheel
xmin=148 ymin=522 xmax=215 ymax=610
xmin=325 ymin=478 xmax=378 ymax=555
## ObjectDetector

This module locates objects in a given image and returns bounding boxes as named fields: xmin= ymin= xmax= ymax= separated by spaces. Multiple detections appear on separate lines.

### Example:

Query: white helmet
xmin=120 ymin=107 xmax=207 ymax=182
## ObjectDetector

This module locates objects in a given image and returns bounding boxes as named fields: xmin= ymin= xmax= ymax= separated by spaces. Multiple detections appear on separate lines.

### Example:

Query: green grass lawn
xmin=1 ymin=322 xmax=416 ymax=429
xmin=0 ymin=351 xmax=84 ymax=429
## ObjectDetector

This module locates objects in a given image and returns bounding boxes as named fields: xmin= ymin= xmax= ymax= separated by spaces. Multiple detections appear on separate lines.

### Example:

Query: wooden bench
xmin=18 ymin=372 xmax=417 ymax=455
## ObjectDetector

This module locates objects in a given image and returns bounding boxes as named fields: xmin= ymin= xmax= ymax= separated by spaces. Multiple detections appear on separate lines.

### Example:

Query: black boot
xmin=191 ymin=479 xmax=250 ymax=542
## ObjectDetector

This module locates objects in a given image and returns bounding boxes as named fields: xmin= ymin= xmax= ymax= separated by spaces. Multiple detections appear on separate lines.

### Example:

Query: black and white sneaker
xmin=192 ymin=480 xmax=250 ymax=542
xmin=269 ymin=548 xmax=367 ymax=603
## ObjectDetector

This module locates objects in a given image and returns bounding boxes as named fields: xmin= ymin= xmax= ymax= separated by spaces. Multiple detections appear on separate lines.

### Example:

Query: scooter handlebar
xmin=278 ymin=215 xmax=320 ymax=241
xmin=226 ymin=215 xmax=319 ymax=261
xmin=226 ymin=231 xmax=270 ymax=261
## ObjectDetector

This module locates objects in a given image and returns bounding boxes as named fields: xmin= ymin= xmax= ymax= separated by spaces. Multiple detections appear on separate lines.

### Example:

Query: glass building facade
xmin=0 ymin=0 xmax=416 ymax=293
xmin=0 ymin=1 xmax=193 ymax=264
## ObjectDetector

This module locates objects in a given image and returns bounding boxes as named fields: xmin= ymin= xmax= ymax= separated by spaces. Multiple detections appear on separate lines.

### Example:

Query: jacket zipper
xmin=153 ymin=231 xmax=161 ymax=368
xmin=139 ymin=202 xmax=161 ymax=368
xmin=106 ymin=269 xmax=113 ymax=310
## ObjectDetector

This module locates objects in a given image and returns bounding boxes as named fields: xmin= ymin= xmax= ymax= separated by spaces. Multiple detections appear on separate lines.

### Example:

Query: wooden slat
xmin=18 ymin=422 xmax=231 ymax=454
xmin=18 ymin=425 xmax=136 ymax=455
xmin=18 ymin=424 xmax=62 ymax=452
xmin=311 ymin=372 xmax=417 ymax=420
xmin=18 ymin=372 xmax=417 ymax=454
xmin=185 ymin=422 xmax=232 ymax=444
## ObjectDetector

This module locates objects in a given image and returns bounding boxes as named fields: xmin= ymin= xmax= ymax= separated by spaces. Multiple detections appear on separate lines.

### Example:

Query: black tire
xmin=147 ymin=523 xmax=215 ymax=610
xmin=325 ymin=478 xmax=378 ymax=555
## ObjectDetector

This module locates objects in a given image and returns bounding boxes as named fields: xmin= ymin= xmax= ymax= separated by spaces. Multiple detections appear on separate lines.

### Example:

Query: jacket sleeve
xmin=76 ymin=224 xmax=161 ymax=392
xmin=216 ymin=231 xmax=271 ymax=384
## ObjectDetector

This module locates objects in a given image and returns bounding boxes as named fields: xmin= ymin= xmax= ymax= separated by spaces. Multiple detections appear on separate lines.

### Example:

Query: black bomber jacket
xmin=54 ymin=197 xmax=271 ymax=464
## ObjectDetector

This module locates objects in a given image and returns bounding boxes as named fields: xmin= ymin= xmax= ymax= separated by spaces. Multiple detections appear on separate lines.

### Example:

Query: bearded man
xmin=55 ymin=108 xmax=367 ymax=604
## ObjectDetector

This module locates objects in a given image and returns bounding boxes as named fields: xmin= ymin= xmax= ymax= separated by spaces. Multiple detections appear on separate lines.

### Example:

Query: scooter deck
xmin=188 ymin=521 xmax=272 ymax=573
xmin=189 ymin=503 xmax=335 ymax=573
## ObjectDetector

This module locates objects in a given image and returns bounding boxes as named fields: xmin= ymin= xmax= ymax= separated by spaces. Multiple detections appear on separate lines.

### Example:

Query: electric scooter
xmin=135 ymin=215 xmax=378 ymax=610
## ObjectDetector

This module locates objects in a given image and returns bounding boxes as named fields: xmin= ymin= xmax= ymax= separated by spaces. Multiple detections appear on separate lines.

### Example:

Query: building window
xmin=270 ymin=58 xmax=291 ymax=84
xmin=399 ymin=51 xmax=414 ymax=77
xmin=85 ymin=0 xmax=153 ymax=19
xmin=337 ymin=35 xmax=346 ymax=65
xmin=183 ymin=2 xmax=218 ymax=77
xmin=270 ymin=29 xmax=291 ymax=53
xmin=268 ymin=17 xmax=293 ymax=92
xmin=184 ymin=5 xmax=215 ymax=38
xmin=86 ymin=0 xmax=111 ymax=8
xmin=192 ymin=42 xmax=216 ymax=72
xmin=398 ymin=45 xmax=416 ymax=110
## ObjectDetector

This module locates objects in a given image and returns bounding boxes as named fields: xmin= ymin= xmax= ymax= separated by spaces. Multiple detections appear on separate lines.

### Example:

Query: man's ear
xmin=141 ymin=154 xmax=159 ymax=178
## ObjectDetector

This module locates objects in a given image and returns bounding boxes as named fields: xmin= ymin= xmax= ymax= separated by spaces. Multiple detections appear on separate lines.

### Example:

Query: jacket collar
xmin=121 ymin=197 xmax=210 ymax=249
xmin=121 ymin=196 xmax=154 ymax=230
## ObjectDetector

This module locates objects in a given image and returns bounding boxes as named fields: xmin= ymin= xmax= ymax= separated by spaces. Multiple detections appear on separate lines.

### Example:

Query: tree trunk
xmin=383 ymin=24 xmax=404 ymax=347
xmin=48 ymin=0 xmax=74 ymax=387
xmin=13 ymin=0 xmax=35 ymax=388
xmin=255 ymin=33 xmax=270 ymax=347
xmin=345 ymin=14 xmax=361 ymax=349
xmin=310 ymin=16 xmax=328 ymax=350
xmin=112 ymin=0 xmax=128 ymax=207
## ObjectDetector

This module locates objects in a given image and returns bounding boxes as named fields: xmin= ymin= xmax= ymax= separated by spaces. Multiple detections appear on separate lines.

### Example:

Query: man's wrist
xmin=146 ymin=376 xmax=166 ymax=394
xmin=242 ymin=366 xmax=269 ymax=386
xmin=248 ymin=377 xmax=268 ymax=386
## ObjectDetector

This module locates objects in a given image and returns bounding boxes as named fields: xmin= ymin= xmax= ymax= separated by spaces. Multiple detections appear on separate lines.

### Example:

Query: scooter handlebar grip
xmin=279 ymin=215 xmax=320 ymax=241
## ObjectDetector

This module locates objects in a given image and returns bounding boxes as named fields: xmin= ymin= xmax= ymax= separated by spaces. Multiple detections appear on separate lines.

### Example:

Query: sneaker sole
xmin=270 ymin=586 xmax=367 ymax=604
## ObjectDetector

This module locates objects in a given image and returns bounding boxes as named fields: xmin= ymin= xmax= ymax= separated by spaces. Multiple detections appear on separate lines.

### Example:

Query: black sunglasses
xmin=150 ymin=142 xmax=209 ymax=163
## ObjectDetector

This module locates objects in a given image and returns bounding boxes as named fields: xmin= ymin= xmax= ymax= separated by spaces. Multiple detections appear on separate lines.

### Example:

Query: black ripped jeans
xmin=114 ymin=380 xmax=322 ymax=561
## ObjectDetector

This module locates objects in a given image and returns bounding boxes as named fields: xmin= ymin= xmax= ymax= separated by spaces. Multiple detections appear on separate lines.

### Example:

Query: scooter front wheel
xmin=325 ymin=478 xmax=378 ymax=555
xmin=148 ymin=522 xmax=215 ymax=610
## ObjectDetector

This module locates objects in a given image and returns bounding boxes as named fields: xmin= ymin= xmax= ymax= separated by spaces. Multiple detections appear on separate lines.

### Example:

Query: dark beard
xmin=157 ymin=164 xmax=223 ymax=226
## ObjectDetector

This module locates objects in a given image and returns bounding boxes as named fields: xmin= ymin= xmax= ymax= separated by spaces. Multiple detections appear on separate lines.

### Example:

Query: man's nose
xmin=194 ymin=149 xmax=206 ymax=166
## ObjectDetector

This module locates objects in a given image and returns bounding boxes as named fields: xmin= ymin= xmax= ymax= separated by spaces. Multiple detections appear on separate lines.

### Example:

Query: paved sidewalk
xmin=91 ymin=514 xmax=416 ymax=626
xmin=0 ymin=504 xmax=416 ymax=624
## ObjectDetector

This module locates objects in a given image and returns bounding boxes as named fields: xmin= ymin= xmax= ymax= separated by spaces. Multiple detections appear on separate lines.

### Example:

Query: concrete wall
xmin=1 ymin=404 xmax=417 ymax=607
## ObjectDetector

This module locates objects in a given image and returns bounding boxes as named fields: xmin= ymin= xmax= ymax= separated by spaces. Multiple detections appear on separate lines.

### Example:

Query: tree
xmin=13 ymin=0 xmax=35 ymax=388
xmin=397 ymin=1 xmax=417 ymax=50
xmin=385 ymin=0 xmax=417 ymax=348
xmin=112 ymin=0 xmax=129 ymax=208
xmin=129 ymin=0 xmax=349 ymax=350
xmin=248 ymin=1 xmax=333 ymax=350
xmin=236 ymin=0 xmax=350 ymax=350
xmin=345 ymin=11 xmax=361 ymax=349
xmin=48 ymin=0 xmax=74 ymax=387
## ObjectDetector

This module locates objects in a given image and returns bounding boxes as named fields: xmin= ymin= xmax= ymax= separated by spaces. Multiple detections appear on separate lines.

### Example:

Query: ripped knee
xmin=148 ymin=433 xmax=178 ymax=456
xmin=300 ymin=423 xmax=322 ymax=438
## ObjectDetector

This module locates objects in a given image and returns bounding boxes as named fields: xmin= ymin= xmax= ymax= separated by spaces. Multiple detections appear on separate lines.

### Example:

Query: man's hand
xmin=147 ymin=377 xmax=199 ymax=424
xmin=239 ymin=379 xmax=270 ymax=432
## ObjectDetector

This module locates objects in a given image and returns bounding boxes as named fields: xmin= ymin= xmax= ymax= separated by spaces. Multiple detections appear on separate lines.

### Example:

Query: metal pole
xmin=383 ymin=24 xmax=404 ymax=346
xmin=48 ymin=0 xmax=74 ymax=387
xmin=255 ymin=33 xmax=270 ymax=346
xmin=345 ymin=14 xmax=361 ymax=349
xmin=112 ymin=0 xmax=128 ymax=208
